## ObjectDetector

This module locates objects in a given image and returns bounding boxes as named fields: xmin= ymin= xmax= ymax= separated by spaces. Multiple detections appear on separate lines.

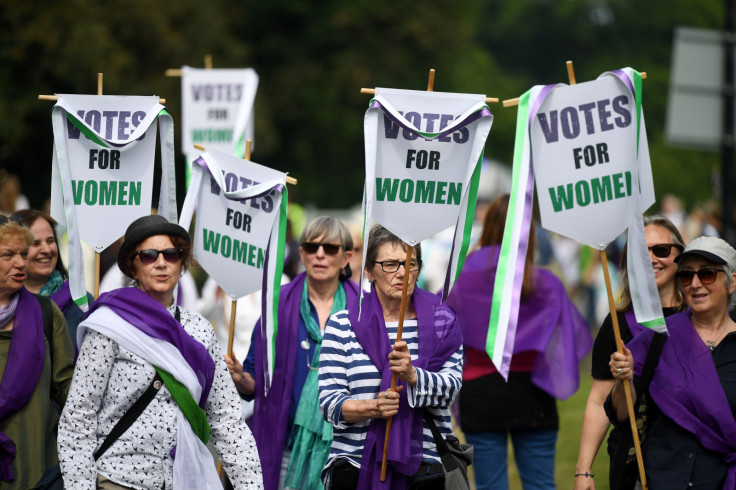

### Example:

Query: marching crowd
xmin=2 ymin=167 xmax=736 ymax=490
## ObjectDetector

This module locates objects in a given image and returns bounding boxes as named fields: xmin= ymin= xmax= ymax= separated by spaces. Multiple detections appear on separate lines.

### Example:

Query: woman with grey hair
xmin=609 ymin=235 xmax=736 ymax=489
xmin=226 ymin=216 xmax=359 ymax=490
xmin=318 ymin=224 xmax=463 ymax=489
xmin=576 ymin=215 xmax=686 ymax=490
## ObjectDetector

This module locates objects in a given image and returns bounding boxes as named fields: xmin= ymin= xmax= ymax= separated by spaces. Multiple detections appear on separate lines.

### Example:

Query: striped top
xmin=318 ymin=310 xmax=463 ymax=471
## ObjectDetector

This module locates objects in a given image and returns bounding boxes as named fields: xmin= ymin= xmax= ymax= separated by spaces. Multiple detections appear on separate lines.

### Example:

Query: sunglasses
xmin=132 ymin=248 xmax=184 ymax=264
xmin=675 ymin=268 xmax=724 ymax=286
xmin=649 ymin=244 xmax=682 ymax=259
xmin=301 ymin=242 xmax=341 ymax=255
xmin=0 ymin=214 xmax=24 ymax=227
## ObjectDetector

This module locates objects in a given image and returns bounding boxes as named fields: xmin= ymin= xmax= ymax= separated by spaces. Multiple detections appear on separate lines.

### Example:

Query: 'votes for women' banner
xmin=363 ymin=88 xmax=493 ymax=301
xmin=179 ymin=148 xmax=288 ymax=390
xmin=491 ymin=67 xmax=664 ymax=380
xmin=180 ymin=67 xmax=258 ymax=182
xmin=50 ymin=95 xmax=176 ymax=311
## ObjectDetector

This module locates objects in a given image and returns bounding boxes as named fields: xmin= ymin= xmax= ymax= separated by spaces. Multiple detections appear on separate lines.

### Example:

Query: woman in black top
xmin=575 ymin=215 xmax=685 ymax=490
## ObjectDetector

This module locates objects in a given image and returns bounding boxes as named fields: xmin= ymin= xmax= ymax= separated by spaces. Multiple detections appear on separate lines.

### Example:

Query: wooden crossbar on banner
xmin=501 ymin=62 xmax=647 ymax=107
xmin=504 ymin=60 xmax=649 ymax=489
xmin=165 ymin=54 xmax=213 ymax=77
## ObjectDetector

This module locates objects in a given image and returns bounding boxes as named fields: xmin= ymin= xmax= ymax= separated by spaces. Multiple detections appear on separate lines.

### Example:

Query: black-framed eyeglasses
xmin=649 ymin=244 xmax=683 ymax=259
xmin=374 ymin=259 xmax=422 ymax=273
xmin=301 ymin=242 xmax=341 ymax=255
xmin=132 ymin=248 xmax=184 ymax=264
xmin=676 ymin=268 xmax=724 ymax=286
xmin=0 ymin=214 xmax=24 ymax=227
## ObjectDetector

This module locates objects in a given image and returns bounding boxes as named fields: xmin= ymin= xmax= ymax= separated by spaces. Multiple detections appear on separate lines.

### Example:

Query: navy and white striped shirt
xmin=318 ymin=309 xmax=463 ymax=471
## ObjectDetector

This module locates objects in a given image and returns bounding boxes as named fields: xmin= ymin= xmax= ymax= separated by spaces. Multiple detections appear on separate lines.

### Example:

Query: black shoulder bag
xmin=609 ymin=332 xmax=667 ymax=490
xmin=423 ymin=412 xmax=473 ymax=490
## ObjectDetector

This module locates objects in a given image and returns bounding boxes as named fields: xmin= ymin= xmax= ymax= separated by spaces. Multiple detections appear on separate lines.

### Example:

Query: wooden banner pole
xmin=380 ymin=244 xmax=414 ymax=481
xmin=565 ymin=60 xmax=647 ymax=489
xmin=93 ymin=73 xmax=103 ymax=299
xmin=600 ymin=251 xmax=648 ymax=489
xmin=225 ymin=140 xmax=253 ymax=358
xmin=380 ymin=67 xmax=441 ymax=480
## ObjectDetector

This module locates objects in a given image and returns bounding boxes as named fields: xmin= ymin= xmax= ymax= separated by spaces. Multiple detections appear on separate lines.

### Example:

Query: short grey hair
xmin=365 ymin=224 xmax=422 ymax=273
xmin=300 ymin=216 xmax=353 ymax=252
xmin=722 ymin=263 xmax=736 ymax=311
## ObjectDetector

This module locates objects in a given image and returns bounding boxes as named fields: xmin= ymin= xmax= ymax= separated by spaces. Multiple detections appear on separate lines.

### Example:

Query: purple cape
xmin=445 ymin=245 xmax=591 ymax=399
xmin=347 ymin=286 xmax=462 ymax=490
xmin=250 ymin=273 xmax=359 ymax=490
xmin=629 ymin=311 xmax=736 ymax=490
xmin=88 ymin=288 xmax=215 ymax=408
xmin=0 ymin=288 xmax=44 ymax=480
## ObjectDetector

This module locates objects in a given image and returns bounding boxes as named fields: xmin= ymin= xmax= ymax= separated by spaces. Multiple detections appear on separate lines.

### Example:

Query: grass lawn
xmin=458 ymin=352 xmax=614 ymax=490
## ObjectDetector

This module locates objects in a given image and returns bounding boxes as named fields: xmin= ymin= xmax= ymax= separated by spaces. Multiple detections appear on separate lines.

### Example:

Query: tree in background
xmin=0 ymin=0 xmax=724 ymax=214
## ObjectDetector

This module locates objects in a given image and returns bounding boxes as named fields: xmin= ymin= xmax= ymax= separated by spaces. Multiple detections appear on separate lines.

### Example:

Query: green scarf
xmin=39 ymin=269 xmax=64 ymax=296
xmin=285 ymin=280 xmax=346 ymax=490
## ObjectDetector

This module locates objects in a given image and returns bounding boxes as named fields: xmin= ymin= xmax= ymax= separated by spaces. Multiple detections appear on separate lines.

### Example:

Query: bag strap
xmin=639 ymin=332 xmax=666 ymax=391
xmin=34 ymin=294 xmax=55 ymax=366
xmin=93 ymin=372 xmax=162 ymax=460
xmin=423 ymin=411 xmax=459 ymax=471
xmin=93 ymin=306 xmax=181 ymax=461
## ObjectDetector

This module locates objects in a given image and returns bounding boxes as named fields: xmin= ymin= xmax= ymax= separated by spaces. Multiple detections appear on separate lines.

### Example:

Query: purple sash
xmin=347 ymin=287 xmax=462 ymax=490
xmin=88 ymin=288 xmax=215 ymax=407
xmin=0 ymin=288 xmax=44 ymax=480
xmin=50 ymin=280 xmax=73 ymax=315
xmin=250 ymin=273 xmax=359 ymax=490
xmin=629 ymin=311 xmax=736 ymax=490
xmin=623 ymin=309 xmax=648 ymax=339
xmin=446 ymin=245 xmax=591 ymax=399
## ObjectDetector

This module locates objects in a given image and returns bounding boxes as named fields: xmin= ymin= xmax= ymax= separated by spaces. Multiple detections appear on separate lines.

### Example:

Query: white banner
xmin=363 ymin=88 xmax=493 ymax=300
xmin=50 ymin=94 xmax=176 ymax=310
xmin=181 ymin=67 xmax=258 ymax=167
xmin=530 ymin=76 xmax=655 ymax=249
xmin=179 ymin=148 xmax=286 ymax=300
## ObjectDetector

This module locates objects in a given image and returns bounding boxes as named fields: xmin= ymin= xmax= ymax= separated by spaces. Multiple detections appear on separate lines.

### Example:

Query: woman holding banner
xmin=609 ymin=235 xmax=736 ymax=489
xmin=575 ymin=215 xmax=686 ymax=490
xmin=318 ymin=224 xmax=463 ymax=490
xmin=57 ymin=215 xmax=262 ymax=489
xmin=15 ymin=209 xmax=90 ymax=344
xmin=225 ymin=216 xmax=359 ymax=490
xmin=445 ymin=194 xmax=591 ymax=490
xmin=0 ymin=214 xmax=74 ymax=490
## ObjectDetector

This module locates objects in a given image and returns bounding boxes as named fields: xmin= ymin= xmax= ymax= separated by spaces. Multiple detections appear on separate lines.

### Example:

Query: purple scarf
xmin=347 ymin=286 xmax=462 ymax=490
xmin=0 ymin=288 xmax=44 ymax=480
xmin=88 ymin=288 xmax=215 ymax=408
xmin=250 ymin=273 xmax=359 ymax=490
xmin=50 ymin=280 xmax=73 ymax=315
xmin=629 ymin=311 xmax=736 ymax=490
xmin=445 ymin=245 xmax=591 ymax=399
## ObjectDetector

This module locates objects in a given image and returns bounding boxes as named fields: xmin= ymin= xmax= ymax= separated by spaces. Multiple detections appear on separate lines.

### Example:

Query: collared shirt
xmin=58 ymin=304 xmax=262 ymax=490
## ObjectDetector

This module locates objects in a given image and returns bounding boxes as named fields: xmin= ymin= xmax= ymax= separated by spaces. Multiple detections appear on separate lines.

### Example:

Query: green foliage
xmin=0 ymin=0 xmax=727 ymax=213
